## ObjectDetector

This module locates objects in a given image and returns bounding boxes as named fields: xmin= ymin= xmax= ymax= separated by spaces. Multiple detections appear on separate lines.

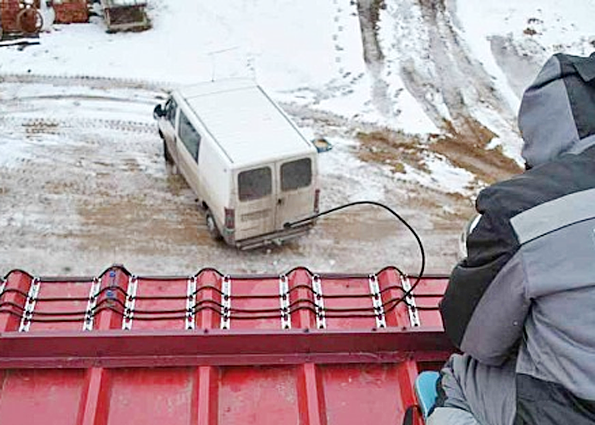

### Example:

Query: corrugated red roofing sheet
xmin=0 ymin=265 xmax=453 ymax=425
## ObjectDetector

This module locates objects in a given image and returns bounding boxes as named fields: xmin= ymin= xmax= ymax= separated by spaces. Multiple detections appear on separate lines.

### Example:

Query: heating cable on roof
xmin=284 ymin=200 xmax=426 ymax=305
xmin=0 ymin=202 xmax=432 ymax=324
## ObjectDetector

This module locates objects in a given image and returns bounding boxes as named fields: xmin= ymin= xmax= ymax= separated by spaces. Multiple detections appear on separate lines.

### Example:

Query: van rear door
xmin=274 ymin=157 xmax=316 ymax=229
xmin=235 ymin=166 xmax=276 ymax=240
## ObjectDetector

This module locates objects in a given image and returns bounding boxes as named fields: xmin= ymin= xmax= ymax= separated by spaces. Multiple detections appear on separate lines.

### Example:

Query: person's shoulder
xmin=477 ymin=151 xmax=595 ymax=218
xmin=476 ymin=172 xmax=537 ymax=218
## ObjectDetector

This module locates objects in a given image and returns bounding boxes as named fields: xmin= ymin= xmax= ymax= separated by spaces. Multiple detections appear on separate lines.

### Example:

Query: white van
xmin=153 ymin=79 xmax=320 ymax=250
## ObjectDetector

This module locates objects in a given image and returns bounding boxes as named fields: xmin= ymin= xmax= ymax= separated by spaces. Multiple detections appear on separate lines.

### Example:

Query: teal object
xmin=311 ymin=138 xmax=333 ymax=153
xmin=414 ymin=371 xmax=440 ymax=419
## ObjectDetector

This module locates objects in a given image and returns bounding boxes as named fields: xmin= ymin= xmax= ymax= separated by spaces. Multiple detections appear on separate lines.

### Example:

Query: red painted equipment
xmin=0 ymin=0 xmax=41 ymax=34
xmin=0 ymin=264 xmax=453 ymax=424
xmin=53 ymin=0 xmax=88 ymax=25
xmin=0 ymin=0 xmax=86 ymax=37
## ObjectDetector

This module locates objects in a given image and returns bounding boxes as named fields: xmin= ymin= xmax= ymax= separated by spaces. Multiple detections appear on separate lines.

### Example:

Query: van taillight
xmin=314 ymin=189 xmax=320 ymax=213
xmin=224 ymin=208 xmax=235 ymax=229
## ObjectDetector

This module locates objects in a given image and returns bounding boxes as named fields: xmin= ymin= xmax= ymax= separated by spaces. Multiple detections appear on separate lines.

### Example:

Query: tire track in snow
xmin=5 ymin=93 xmax=162 ymax=105
xmin=355 ymin=0 xmax=393 ymax=118
xmin=0 ymin=75 xmax=161 ymax=135
xmin=0 ymin=73 xmax=173 ymax=93
xmin=385 ymin=0 xmax=518 ymax=134
xmin=2 ymin=116 xmax=156 ymax=135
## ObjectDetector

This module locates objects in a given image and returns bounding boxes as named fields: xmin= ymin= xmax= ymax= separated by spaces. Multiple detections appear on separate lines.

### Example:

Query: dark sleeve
xmin=439 ymin=191 xmax=529 ymax=365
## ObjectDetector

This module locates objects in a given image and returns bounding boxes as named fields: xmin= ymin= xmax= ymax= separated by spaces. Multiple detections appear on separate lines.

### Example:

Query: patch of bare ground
xmin=76 ymin=193 xmax=202 ymax=255
xmin=354 ymin=116 xmax=521 ymax=187
xmin=355 ymin=129 xmax=425 ymax=174
xmin=431 ymin=116 xmax=522 ymax=184
xmin=353 ymin=128 xmax=476 ymax=226
xmin=349 ymin=116 xmax=521 ymax=228
xmin=396 ymin=171 xmax=476 ymax=221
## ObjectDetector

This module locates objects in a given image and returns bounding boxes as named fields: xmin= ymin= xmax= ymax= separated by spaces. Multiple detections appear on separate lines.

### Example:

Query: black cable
xmin=0 ymin=203 xmax=430 ymax=325
xmin=284 ymin=200 xmax=426 ymax=307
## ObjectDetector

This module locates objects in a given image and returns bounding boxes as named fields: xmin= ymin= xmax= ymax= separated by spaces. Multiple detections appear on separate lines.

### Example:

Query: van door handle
xmin=277 ymin=198 xmax=284 ymax=205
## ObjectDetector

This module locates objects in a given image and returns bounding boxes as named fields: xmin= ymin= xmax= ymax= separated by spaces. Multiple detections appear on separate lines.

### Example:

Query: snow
xmin=455 ymin=0 xmax=595 ymax=111
xmin=457 ymin=0 xmax=595 ymax=57
xmin=1 ymin=0 xmax=591 ymax=161
xmin=393 ymin=90 xmax=439 ymax=135
xmin=376 ymin=1 xmax=440 ymax=134
xmin=400 ymin=157 xmax=475 ymax=196
xmin=2 ymin=1 xmax=362 ymax=89
xmin=0 ymin=133 xmax=34 ymax=168
xmin=1 ymin=0 xmax=592 ymax=194
xmin=318 ymin=137 xmax=390 ymax=203
xmin=451 ymin=0 xmax=595 ymax=165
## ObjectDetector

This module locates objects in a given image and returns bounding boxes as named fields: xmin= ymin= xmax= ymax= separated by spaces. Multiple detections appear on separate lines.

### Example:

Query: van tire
xmin=163 ymin=139 xmax=173 ymax=164
xmin=205 ymin=210 xmax=223 ymax=241
xmin=163 ymin=140 xmax=179 ymax=174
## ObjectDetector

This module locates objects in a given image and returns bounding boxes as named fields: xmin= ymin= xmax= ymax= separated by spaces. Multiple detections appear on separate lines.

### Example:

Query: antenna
xmin=208 ymin=47 xmax=257 ymax=82
xmin=208 ymin=47 xmax=239 ymax=82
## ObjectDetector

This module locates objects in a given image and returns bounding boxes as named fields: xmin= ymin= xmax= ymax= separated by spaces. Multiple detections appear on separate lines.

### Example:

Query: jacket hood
xmin=518 ymin=52 xmax=595 ymax=168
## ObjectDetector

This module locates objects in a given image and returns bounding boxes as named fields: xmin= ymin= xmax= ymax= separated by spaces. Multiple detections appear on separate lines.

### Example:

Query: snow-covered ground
xmin=0 ymin=0 xmax=593 ymax=276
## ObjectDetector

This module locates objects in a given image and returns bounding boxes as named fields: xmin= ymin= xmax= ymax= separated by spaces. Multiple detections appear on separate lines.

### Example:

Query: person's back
xmin=433 ymin=52 xmax=595 ymax=425
xmin=484 ymin=146 xmax=595 ymax=421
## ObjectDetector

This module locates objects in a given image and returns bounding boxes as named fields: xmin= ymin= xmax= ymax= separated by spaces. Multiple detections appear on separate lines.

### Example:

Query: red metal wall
xmin=0 ymin=266 xmax=452 ymax=425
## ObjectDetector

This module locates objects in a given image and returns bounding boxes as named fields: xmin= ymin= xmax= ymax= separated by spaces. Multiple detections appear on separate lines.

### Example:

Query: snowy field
xmin=0 ymin=0 xmax=594 ymax=276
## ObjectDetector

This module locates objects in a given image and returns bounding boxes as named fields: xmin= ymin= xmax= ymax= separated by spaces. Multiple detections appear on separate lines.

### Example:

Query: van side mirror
xmin=312 ymin=137 xmax=332 ymax=153
xmin=153 ymin=104 xmax=165 ymax=119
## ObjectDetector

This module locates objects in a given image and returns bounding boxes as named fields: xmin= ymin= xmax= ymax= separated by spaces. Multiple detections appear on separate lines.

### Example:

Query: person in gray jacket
xmin=430 ymin=51 xmax=595 ymax=425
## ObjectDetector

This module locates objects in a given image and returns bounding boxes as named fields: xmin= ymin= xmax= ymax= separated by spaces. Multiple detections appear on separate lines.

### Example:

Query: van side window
xmin=179 ymin=111 xmax=201 ymax=161
xmin=281 ymin=158 xmax=312 ymax=191
xmin=166 ymin=98 xmax=177 ymax=126
xmin=238 ymin=167 xmax=272 ymax=201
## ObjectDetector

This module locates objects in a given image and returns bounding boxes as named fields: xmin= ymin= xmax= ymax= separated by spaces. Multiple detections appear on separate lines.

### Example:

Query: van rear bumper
xmin=234 ymin=223 xmax=313 ymax=250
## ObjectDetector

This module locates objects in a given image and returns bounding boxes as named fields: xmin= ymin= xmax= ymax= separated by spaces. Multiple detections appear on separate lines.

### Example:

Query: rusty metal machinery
xmin=17 ymin=2 xmax=43 ymax=34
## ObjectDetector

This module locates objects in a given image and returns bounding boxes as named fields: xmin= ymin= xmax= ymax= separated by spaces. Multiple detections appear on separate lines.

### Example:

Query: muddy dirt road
xmin=0 ymin=75 xmax=471 ymax=277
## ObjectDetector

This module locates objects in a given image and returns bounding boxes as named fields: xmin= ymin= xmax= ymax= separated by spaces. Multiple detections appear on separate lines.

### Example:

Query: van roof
xmin=177 ymin=79 xmax=316 ymax=167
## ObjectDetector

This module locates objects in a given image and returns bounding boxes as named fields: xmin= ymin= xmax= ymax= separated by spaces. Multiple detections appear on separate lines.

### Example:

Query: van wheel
xmin=163 ymin=139 xmax=173 ymax=164
xmin=163 ymin=140 xmax=178 ymax=174
xmin=205 ymin=210 xmax=223 ymax=241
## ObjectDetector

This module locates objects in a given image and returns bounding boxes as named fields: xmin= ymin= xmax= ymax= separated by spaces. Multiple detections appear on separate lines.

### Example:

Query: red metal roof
xmin=0 ymin=265 xmax=453 ymax=425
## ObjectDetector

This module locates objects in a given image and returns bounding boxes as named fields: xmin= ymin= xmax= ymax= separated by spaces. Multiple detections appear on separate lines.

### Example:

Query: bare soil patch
xmin=432 ymin=117 xmax=522 ymax=184
xmin=356 ymin=129 xmax=425 ymax=174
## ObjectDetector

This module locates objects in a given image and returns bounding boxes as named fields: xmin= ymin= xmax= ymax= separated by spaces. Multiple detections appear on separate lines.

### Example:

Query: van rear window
xmin=238 ymin=167 xmax=272 ymax=201
xmin=281 ymin=158 xmax=312 ymax=191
